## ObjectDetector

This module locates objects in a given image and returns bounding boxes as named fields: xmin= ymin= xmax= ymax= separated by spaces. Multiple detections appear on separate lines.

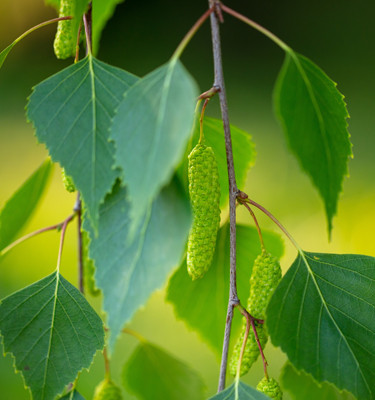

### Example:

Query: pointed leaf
xmin=274 ymin=52 xmax=351 ymax=235
xmin=27 ymin=55 xmax=138 ymax=228
xmin=267 ymin=252 xmax=375 ymax=400
xmin=122 ymin=341 xmax=205 ymax=400
xmin=166 ymin=224 xmax=283 ymax=354
xmin=208 ymin=379 xmax=269 ymax=400
xmin=59 ymin=390 xmax=86 ymax=400
xmin=0 ymin=272 xmax=104 ymax=400
xmin=110 ymin=59 xmax=198 ymax=233
xmin=281 ymin=362 xmax=355 ymax=400
xmin=0 ymin=43 xmax=15 ymax=69
xmin=83 ymin=179 xmax=191 ymax=351
xmin=93 ymin=0 xmax=126 ymax=55
xmin=0 ymin=158 xmax=53 ymax=253
xmin=176 ymin=117 xmax=256 ymax=207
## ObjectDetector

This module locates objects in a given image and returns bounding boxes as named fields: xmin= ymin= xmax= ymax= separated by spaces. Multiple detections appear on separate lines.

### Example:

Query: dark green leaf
xmin=176 ymin=117 xmax=256 ymax=207
xmin=93 ymin=0 xmax=126 ymax=55
xmin=110 ymin=59 xmax=198 ymax=234
xmin=0 ymin=272 xmax=104 ymax=400
xmin=274 ymin=53 xmax=351 ymax=235
xmin=166 ymin=224 xmax=283 ymax=355
xmin=208 ymin=379 xmax=269 ymax=400
xmin=281 ymin=362 xmax=355 ymax=400
xmin=267 ymin=252 xmax=375 ymax=400
xmin=123 ymin=341 xmax=205 ymax=400
xmin=27 ymin=55 xmax=137 ymax=229
xmin=0 ymin=158 xmax=53 ymax=253
xmin=59 ymin=390 xmax=86 ymax=400
xmin=83 ymin=179 xmax=191 ymax=351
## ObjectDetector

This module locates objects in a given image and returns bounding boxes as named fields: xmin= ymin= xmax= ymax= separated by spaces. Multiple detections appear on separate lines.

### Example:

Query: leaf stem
xmin=199 ymin=98 xmax=210 ymax=143
xmin=220 ymin=4 xmax=291 ymax=54
xmin=209 ymin=0 xmax=239 ymax=392
xmin=239 ymin=199 xmax=265 ymax=250
xmin=0 ymin=214 xmax=76 ymax=257
xmin=74 ymin=21 xmax=83 ymax=63
xmin=75 ymin=194 xmax=84 ymax=294
xmin=122 ymin=328 xmax=147 ymax=343
xmin=56 ymin=214 xmax=74 ymax=272
xmin=103 ymin=347 xmax=111 ymax=379
xmin=172 ymin=7 xmax=214 ymax=60
xmin=83 ymin=2 xmax=92 ymax=55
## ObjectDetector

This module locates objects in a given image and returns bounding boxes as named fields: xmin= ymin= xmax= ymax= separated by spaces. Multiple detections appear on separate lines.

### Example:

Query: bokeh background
xmin=1 ymin=0 xmax=374 ymax=399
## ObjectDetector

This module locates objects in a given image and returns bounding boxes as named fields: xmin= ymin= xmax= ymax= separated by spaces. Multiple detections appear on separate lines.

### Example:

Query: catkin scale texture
xmin=54 ymin=0 xmax=75 ymax=59
xmin=187 ymin=143 xmax=221 ymax=280
xmin=93 ymin=379 xmax=123 ymax=400
xmin=230 ymin=251 xmax=282 ymax=376
xmin=257 ymin=377 xmax=283 ymax=400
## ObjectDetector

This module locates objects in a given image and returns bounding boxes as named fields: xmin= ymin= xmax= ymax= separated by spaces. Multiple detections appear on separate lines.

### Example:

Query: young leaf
xmin=83 ymin=179 xmax=191 ymax=351
xmin=59 ymin=390 xmax=86 ymax=400
xmin=176 ymin=117 xmax=256 ymax=207
xmin=122 ymin=341 xmax=206 ymax=400
xmin=267 ymin=252 xmax=375 ymax=400
xmin=274 ymin=52 xmax=351 ymax=235
xmin=208 ymin=379 xmax=269 ymax=400
xmin=110 ymin=59 xmax=198 ymax=235
xmin=27 ymin=55 xmax=138 ymax=229
xmin=0 ymin=271 xmax=104 ymax=400
xmin=281 ymin=362 xmax=355 ymax=400
xmin=166 ymin=224 xmax=283 ymax=355
xmin=93 ymin=0 xmax=126 ymax=55
xmin=0 ymin=43 xmax=15 ymax=69
xmin=0 ymin=158 xmax=53 ymax=253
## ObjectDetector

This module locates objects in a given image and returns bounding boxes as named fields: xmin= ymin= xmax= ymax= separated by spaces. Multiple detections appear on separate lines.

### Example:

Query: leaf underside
xmin=0 ymin=272 xmax=104 ymax=400
xmin=267 ymin=251 xmax=375 ymax=400
xmin=274 ymin=52 xmax=352 ymax=235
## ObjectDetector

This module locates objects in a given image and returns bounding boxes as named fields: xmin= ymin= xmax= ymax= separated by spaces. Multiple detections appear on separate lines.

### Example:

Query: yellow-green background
xmin=1 ymin=0 xmax=374 ymax=399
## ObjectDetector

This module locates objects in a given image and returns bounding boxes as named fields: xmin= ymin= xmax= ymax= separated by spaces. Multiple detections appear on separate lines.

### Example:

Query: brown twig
xmin=75 ymin=194 xmax=84 ymax=294
xmin=209 ymin=0 xmax=240 ymax=392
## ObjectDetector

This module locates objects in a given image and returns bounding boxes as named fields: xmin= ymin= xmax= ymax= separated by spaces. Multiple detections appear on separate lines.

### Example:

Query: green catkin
xmin=187 ymin=143 xmax=221 ymax=280
xmin=230 ymin=251 xmax=282 ymax=376
xmin=61 ymin=168 xmax=76 ymax=192
xmin=54 ymin=0 xmax=76 ymax=59
xmin=93 ymin=379 xmax=123 ymax=400
xmin=256 ymin=377 xmax=283 ymax=400
xmin=82 ymin=230 xmax=100 ymax=297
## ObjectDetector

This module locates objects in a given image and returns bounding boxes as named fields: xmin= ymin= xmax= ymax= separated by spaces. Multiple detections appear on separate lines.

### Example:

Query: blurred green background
xmin=1 ymin=0 xmax=374 ymax=399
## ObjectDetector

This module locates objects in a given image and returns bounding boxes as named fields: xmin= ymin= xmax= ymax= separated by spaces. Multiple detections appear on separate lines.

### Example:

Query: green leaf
xmin=122 ymin=341 xmax=206 ymax=400
xmin=83 ymin=179 xmax=191 ymax=351
xmin=110 ymin=59 xmax=198 ymax=234
xmin=267 ymin=252 xmax=375 ymax=400
xmin=274 ymin=52 xmax=351 ymax=235
xmin=208 ymin=379 xmax=269 ymax=400
xmin=44 ymin=0 xmax=60 ymax=11
xmin=27 ymin=55 xmax=137 ymax=229
xmin=0 ymin=271 xmax=104 ymax=400
xmin=0 ymin=43 xmax=15 ymax=69
xmin=166 ymin=224 xmax=283 ymax=355
xmin=93 ymin=0 xmax=126 ymax=55
xmin=0 ymin=158 xmax=53 ymax=253
xmin=176 ymin=117 xmax=256 ymax=207
xmin=59 ymin=390 xmax=86 ymax=400
xmin=281 ymin=362 xmax=355 ymax=400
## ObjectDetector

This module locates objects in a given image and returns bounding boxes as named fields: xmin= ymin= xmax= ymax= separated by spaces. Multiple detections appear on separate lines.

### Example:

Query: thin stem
xmin=246 ymin=198 xmax=302 ymax=253
xmin=103 ymin=347 xmax=111 ymax=379
xmin=199 ymin=98 xmax=210 ymax=143
xmin=122 ymin=328 xmax=147 ymax=343
xmin=172 ymin=7 xmax=214 ymax=60
xmin=76 ymin=194 xmax=84 ymax=294
xmin=209 ymin=0 xmax=239 ymax=392
xmin=0 ymin=214 xmax=75 ymax=257
xmin=220 ymin=4 xmax=291 ymax=54
xmin=83 ymin=2 xmax=92 ymax=55
xmin=74 ymin=21 xmax=82 ymax=63
xmin=239 ymin=200 xmax=265 ymax=250
xmin=56 ymin=215 xmax=73 ymax=272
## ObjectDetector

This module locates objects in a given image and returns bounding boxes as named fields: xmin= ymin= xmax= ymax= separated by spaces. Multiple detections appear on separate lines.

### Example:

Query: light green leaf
xmin=166 ymin=224 xmax=283 ymax=355
xmin=0 ymin=158 xmax=53 ymax=253
xmin=93 ymin=0 xmax=125 ymax=55
xmin=110 ymin=59 xmax=198 ymax=234
xmin=274 ymin=52 xmax=351 ymax=235
xmin=122 ymin=341 xmax=205 ymax=400
xmin=177 ymin=117 xmax=256 ymax=207
xmin=0 ymin=43 xmax=15 ymax=69
xmin=59 ymin=390 xmax=86 ymax=400
xmin=267 ymin=252 xmax=375 ymax=400
xmin=27 ymin=55 xmax=138 ymax=229
xmin=83 ymin=179 xmax=191 ymax=351
xmin=281 ymin=362 xmax=355 ymax=400
xmin=208 ymin=379 xmax=269 ymax=400
xmin=0 ymin=271 xmax=104 ymax=400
